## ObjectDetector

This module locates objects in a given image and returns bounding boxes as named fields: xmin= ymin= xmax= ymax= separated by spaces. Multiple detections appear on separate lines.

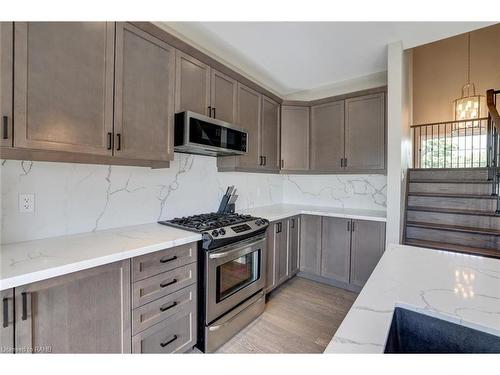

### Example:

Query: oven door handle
xmin=208 ymin=236 xmax=265 ymax=259
xmin=208 ymin=292 xmax=265 ymax=331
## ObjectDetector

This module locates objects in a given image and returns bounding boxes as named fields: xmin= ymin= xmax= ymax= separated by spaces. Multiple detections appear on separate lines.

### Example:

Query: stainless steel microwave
xmin=174 ymin=111 xmax=248 ymax=156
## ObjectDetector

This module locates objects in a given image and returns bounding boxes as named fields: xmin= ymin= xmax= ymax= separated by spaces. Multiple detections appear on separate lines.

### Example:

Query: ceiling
xmin=159 ymin=22 xmax=495 ymax=98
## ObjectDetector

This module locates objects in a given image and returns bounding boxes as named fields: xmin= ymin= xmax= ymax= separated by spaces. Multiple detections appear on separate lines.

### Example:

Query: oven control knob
xmin=211 ymin=230 xmax=219 ymax=237
xmin=255 ymin=220 xmax=261 ymax=226
xmin=219 ymin=228 xmax=226 ymax=236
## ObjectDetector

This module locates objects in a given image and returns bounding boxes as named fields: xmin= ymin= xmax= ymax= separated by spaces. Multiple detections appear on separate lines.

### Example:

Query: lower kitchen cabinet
xmin=321 ymin=217 xmax=351 ymax=283
xmin=288 ymin=216 xmax=300 ymax=276
xmin=299 ymin=215 xmax=322 ymax=276
xmin=13 ymin=260 xmax=131 ymax=353
xmin=300 ymin=215 xmax=386 ymax=290
xmin=1 ymin=289 xmax=14 ymax=353
xmin=350 ymin=220 xmax=386 ymax=288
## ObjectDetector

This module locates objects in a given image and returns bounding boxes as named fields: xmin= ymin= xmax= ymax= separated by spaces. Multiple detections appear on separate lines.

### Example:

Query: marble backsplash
xmin=1 ymin=154 xmax=386 ymax=244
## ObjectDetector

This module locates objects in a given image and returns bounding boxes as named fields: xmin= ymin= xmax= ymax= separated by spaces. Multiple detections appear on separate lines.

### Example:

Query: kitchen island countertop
xmin=324 ymin=243 xmax=500 ymax=353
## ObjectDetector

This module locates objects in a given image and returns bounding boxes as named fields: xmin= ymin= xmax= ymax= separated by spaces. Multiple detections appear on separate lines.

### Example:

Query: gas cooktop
xmin=158 ymin=212 xmax=269 ymax=250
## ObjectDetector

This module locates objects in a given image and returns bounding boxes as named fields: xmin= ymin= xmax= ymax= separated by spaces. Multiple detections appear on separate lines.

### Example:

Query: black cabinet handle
xmin=208 ymin=106 xmax=212 ymax=117
xmin=259 ymin=156 xmax=263 ymax=166
xmin=116 ymin=133 xmax=121 ymax=151
xmin=347 ymin=221 xmax=351 ymax=232
xmin=160 ymin=301 xmax=178 ymax=312
xmin=160 ymin=279 xmax=177 ymax=288
xmin=281 ymin=159 xmax=284 ymax=169
xmin=2 ymin=298 xmax=8 ymax=328
xmin=344 ymin=158 xmax=348 ymax=167
xmin=107 ymin=132 xmax=113 ymax=150
xmin=212 ymin=107 xmax=216 ymax=118
xmin=160 ymin=334 xmax=178 ymax=348
xmin=2 ymin=116 xmax=8 ymax=140
xmin=352 ymin=221 xmax=355 ymax=232
xmin=291 ymin=218 xmax=295 ymax=229
xmin=21 ymin=292 xmax=28 ymax=321
xmin=340 ymin=158 xmax=344 ymax=168
xmin=160 ymin=255 xmax=177 ymax=264
xmin=263 ymin=156 xmax=267 ymax=166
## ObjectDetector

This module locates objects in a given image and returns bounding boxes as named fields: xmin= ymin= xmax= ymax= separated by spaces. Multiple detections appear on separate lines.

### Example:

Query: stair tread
xmin=409 ymin=179 xmax=491 ymax=184
xmin=407 ymin=206 xmax=499 ymax=217
xmin=409 ymin=167 xmax=489 ymax=171
xmin=406 ymin=221 xmax=500 ymax=236
xmin=404 ymin=239 xmax=499 ymax=259
xmin=408 ymin=192 xmax=497 ymax=199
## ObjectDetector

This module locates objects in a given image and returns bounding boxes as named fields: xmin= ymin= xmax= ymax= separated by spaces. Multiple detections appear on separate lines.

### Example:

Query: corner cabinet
xmin=12 ymin=260 xmax=131 ymax=353
xmin=0 ymin=22 xmax=13 ymax=148
xmin=114 ymin=22 xmax=175 ymax=162
xmin=280 ymin=106 xmax=310 ymax=172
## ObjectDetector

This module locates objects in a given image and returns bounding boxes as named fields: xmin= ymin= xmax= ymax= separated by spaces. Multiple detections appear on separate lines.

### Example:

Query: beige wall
xmin=412 ymin=23 xmax=500 ymax=125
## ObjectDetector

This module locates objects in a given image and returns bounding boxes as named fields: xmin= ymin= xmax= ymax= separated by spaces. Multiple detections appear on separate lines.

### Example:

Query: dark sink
xmin=384 ymin=307 xmax=500 ymax=353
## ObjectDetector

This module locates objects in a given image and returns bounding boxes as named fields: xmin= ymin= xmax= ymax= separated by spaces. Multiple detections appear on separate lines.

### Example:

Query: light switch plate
xmin=19 ymin=193 xmax=35 ymax=213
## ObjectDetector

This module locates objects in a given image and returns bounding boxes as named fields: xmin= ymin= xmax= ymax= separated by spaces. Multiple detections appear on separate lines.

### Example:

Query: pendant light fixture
xmin=452 ymin=32 xmax=485 ymax=121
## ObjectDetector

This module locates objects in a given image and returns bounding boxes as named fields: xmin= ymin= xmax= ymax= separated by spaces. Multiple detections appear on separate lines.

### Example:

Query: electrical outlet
xmin=19 ymin=193 xmax=35 ymax=214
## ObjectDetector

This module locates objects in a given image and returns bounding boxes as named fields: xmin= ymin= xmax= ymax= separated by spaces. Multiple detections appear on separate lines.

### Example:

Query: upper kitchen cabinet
xmin=114 ymin=23 xmax=175 ymax=162
xmin=0 ymin=22 xmax=13 ymax=148
xmin=175 ymin=50 xmax=211 ymax=116
xmin=13 ymin=22 xmax=115 ymax=155
xmin=236 ymin=84 xmax=262 ymax=168
xmin=281 ymin=105 xmax=310 ymax=172
xmin=310 ymin=100 xmax=344 ymax=172
xmin=210 ymin=69 xmax=237 ymax=123
xmin=260 ymin=96 xmax=280 ymax=171
xmin=344 ymin=92 xmax=386 ymax=172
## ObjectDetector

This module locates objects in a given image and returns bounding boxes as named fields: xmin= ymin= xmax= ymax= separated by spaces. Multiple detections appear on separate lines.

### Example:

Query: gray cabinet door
xmin=276 ymin=221 xmax=289 ymax=285
xmin=281 ymin=106 xmax=309 ymax=171
xmin=345 ymin=93 xmax=385 ymax=172
xmin=310 ymin=100 xmax=344 ymax=172
xmin=13 ymin=22 xmax=115 ymax=155
xmin=299 ymin=215 xmax=322 ymax=276
xmin=350 ymin=220 xmax=386 ymax=288
xmin=175 ymin=50 xmax=211 ymax=116
xmin=260 ymin=96 xmax=280 ymax=171
xmin=321 ymin=217 xmax=351 ymax=283
xmin=210 ymin=69 xmax=237 ymax=123
xmin=0 ymin=289 xmax=14 ymax=353
xmin=0 ymin=22 xmax=13 ymax=148
xmin=265 ymin=223 xmax=277 ymax=293
xmin=236 ymin=83 xmax=261 ymax=168
xmin=14 ymin=260 xmax=131 ymax=353
xmin=114 ymin=22 xmax=175 ymax=162
xmin=288 ymin=216 xmax=300 ymax=276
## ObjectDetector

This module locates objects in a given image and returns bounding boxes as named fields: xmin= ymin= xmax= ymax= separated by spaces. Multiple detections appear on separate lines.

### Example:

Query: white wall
xmin=386 ymin=41 xmax=412 ymax=246
xmin=1 ymin=154 xmax=386 ymax=244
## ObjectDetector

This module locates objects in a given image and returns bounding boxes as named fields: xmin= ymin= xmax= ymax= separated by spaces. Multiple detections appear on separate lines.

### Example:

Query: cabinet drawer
xmin=132 ymin=284 xmax=196 ymax=335
xmin=132 ymin=262 xmax=197 ymax=308
xmin=132 ymin=242 xmax=197 ymax=282
xmin=132 ymin=305 xmax=196 ymax=353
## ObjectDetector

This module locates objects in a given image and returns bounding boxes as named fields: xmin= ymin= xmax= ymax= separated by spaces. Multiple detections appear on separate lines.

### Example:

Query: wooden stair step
xmin=408 ymin=192 xmax=497 ymax=199
xmin=407 ymin=206 xmax=498 ymax=217
xmin=404 ymin=239 xmax=500 ymax=259
xmin=409 ymin=179 xmax=491 ymax=184
xmin=406 ymin=221 xmax=500 ymax=236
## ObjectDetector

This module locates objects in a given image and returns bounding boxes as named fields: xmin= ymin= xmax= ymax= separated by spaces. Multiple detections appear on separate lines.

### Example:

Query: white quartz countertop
xmin=0 ymin=224 xmax=201 ymax=290
xmin=324 ymin=243 xmax=500 ymax=353
xmin=242 ymin=204 xmax=386 ymax=222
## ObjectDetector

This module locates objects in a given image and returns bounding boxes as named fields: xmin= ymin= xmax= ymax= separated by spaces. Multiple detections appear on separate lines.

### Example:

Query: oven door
xmin=206 ymin=235 xmax=266 ymax=324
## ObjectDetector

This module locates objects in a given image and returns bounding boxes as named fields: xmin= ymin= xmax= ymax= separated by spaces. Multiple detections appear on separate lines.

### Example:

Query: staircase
xmin=404 ymin=167 xmax=500 ymax=258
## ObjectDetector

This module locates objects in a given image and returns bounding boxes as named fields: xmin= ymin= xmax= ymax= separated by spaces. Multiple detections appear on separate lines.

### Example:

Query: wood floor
xmin=216 ymin=276 xmax=358 ymax=353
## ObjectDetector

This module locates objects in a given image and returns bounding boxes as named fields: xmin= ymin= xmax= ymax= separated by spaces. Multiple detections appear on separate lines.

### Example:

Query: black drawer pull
xmin=208 ymin=106 xmax=212 ymax=117
xmin=2 ymin=298 xmax=8 ymax=328
xmin=291 ymin=218 xmax=295 ymax=229
xmin=21 ymin=292 xmax=28 ymax=321
xmin=116 ymin=133 xmax=121 ymax=151
xmin=160 ymin=255 xmax=177 ymax=264
xmin=107 ymin=132 xmax=113 ymax=150
xmin=160 ymin=279 xmax=177 ymax=288
xmin=2 ymin=116 xmax=8 ymax=140
xmin=212 ymin=107 xmax=216 ymax=118
xmin=160 ymin=335 xmax=178 ymax=348
xmin=160 ymin=301 xmax=177 ymax=312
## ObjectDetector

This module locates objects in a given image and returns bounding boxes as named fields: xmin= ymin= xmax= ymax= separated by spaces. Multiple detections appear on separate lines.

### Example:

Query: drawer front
xmin=132 ymin=242 xmax=197 ymax=282
xmin=132 ymin=262 xmax=197 ymax=308
xmin=132 ymin=284 xmax=196 ymax=335
xmin=132 ymin=305 xmax=197 ymax=354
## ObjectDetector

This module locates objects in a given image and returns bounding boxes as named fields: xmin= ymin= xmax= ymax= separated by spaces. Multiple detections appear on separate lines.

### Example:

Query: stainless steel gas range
xmin=159 ymin=212 xmax=269 ymax=352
